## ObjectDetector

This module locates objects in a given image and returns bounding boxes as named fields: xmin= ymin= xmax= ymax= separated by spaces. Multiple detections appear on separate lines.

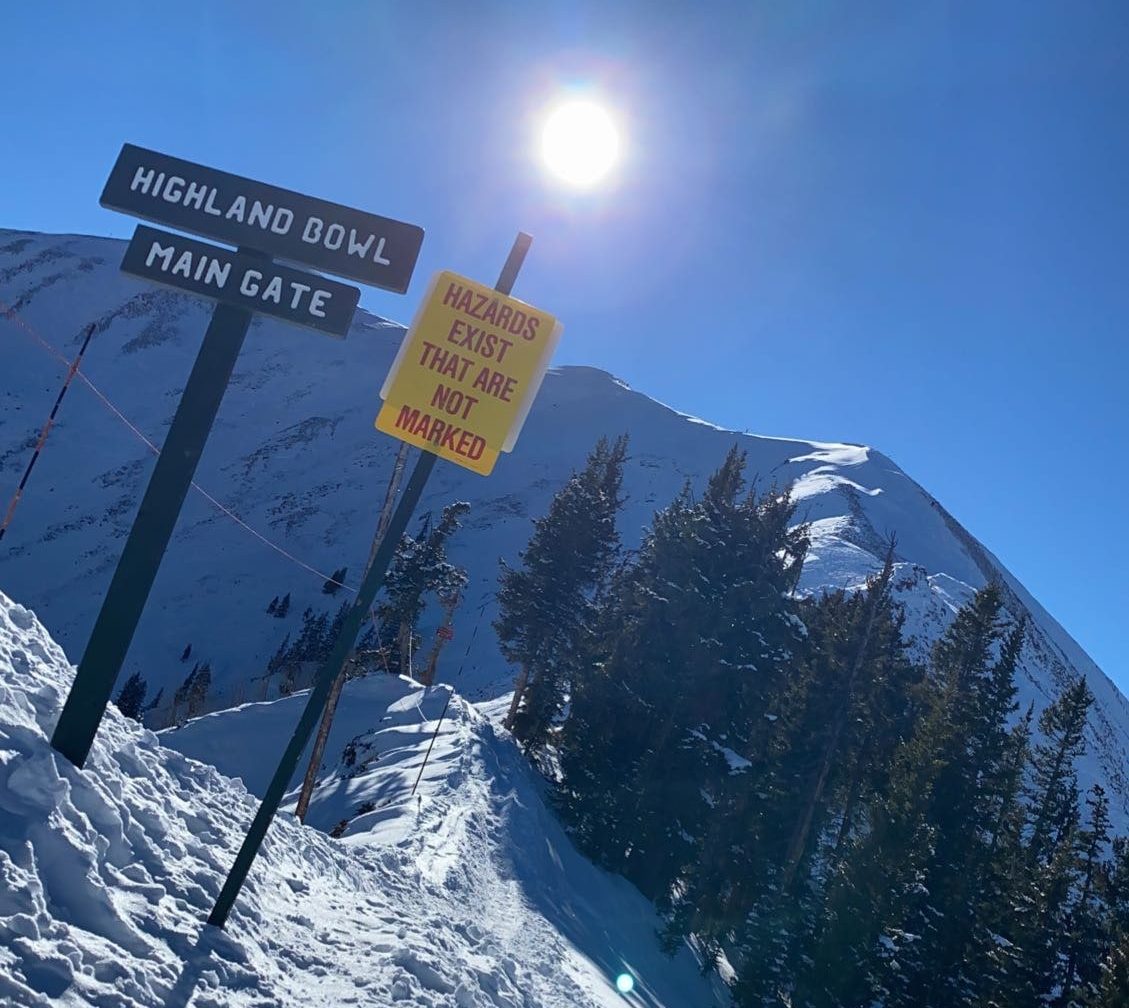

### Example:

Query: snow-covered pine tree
xmin=326 ymin=600 xmax=350 ymax=655
xmin=779 ymin=542 xmax=900 ymax=887
xmin=559 ymin=478 xmax=714 ymax=898
xmin=322 ymin=567 xmax=347 ymax=595
xmin=378 ymin=501 xmax=470 ymax=677
xmin=884 ymin=592 xmax=1029 ymax=1008
xmin=113 ymin=671 xmax=148 ymax=722
xmin=1084 ymin=838 xmax=1129 ymax=1007
xmin=651 ymin=455 xmax=811 ymax=946
xmin=1087 ymin=943 xmax=1129 ymax=1008
xmin=143 ymin=686 xmax=163 ymax=714
xmin=998 ymin=676 xmax=1096 ymax=1006
xmin=794 ymin=681 xmax=945 ymax=1008
xmin=560 ymin=446 xmax=810 ymax=917
xmin=290 ymin=608 xmax=322 ymax=659
xmin=185 ymin=662 xmax=211 ymax=719
xmin=1027 ymin=676 xmax=1095 ymax=863
xmin=495 ymin=434 xmax=628 ymax=753
xmin=730 ymin=545 xmax=921 ymax=1006
xmin=171 ymin=663 xmax=200 ymax=726
xmin=794 ymin=586 xmax=1019 ymax=1008
xmin=1055 ymin=785 xmax=1115 ymax=1007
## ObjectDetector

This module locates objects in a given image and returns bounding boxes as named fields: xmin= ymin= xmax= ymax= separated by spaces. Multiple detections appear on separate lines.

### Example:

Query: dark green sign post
xmin=52 ymin=299 xmax=253 ymax=767
xmin=207 ymin=233 xmax=533 ymax=929
xmin=51 ymin=144 xmax=423 ymax=769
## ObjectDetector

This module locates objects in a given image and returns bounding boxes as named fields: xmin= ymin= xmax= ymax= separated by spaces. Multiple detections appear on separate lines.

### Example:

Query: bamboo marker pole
xmin=294 ymin=440 xmax=410 ymax=823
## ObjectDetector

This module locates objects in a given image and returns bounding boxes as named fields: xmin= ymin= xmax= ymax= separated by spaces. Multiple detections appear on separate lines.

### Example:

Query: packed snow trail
xmin=0 ymin=589 xmax=724 ymax=1006
xmin=167 ymin=676 xmax=726 ymax=1007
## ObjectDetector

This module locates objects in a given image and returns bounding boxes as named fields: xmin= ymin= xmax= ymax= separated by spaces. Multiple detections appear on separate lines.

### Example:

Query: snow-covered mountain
xmin=0 ymin=589 xmax=725 ymax=1006
xmin=1 ymin=227 xmax=1127 ymax=827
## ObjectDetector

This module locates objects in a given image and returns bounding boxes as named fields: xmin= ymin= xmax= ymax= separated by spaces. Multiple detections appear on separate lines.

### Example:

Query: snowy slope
xmin=166 ymin=677 xmax=727 ymax=1007
xmin=0 ymin=588 xmax=724 ymax=1007
xmin=1 ymin=227 xmax=1127 ymax=826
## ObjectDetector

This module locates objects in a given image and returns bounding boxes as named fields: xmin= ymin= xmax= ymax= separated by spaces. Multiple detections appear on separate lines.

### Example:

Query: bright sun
xmin=540 ymin=99 xmax=621 ymax=188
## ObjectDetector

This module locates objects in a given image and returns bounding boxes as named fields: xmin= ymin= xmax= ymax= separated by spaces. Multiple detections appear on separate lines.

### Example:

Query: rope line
xmin=1 ymin=300 xmax=360 ymax=595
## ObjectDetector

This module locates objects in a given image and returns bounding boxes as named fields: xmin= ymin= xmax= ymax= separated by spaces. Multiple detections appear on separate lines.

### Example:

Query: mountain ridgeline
xmin=1 ymin=226 xmax=1126 ymax=790
xmin=2 ymin=228 xmax=1129 ymax=1004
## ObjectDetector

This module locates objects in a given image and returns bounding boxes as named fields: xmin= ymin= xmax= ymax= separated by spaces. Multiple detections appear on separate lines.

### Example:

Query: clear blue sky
xmin=3 ymin=1 xmax=1127 ymax=691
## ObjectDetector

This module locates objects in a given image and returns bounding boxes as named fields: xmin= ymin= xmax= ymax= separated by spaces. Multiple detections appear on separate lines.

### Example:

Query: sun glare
xmin=540 ymin=99 xmax=621 ymax=188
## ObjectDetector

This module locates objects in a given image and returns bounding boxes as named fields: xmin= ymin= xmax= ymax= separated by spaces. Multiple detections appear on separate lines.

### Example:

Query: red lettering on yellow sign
xmin=377 ymin=271 xmax=561 ymax=476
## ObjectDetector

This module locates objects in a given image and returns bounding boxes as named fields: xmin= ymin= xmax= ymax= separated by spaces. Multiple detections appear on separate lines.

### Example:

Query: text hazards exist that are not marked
xmin=120 ymin=226 xmax=360 ymax=337
xmin=376 ymin=271 xmax=562 ymax=475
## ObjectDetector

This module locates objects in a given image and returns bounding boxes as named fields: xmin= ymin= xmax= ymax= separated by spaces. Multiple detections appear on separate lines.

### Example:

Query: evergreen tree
xmin=186 ymin=663 xmax=211 ymax=718
xmin=1086 ymin=837 xmax=1129 ymax=1007
xmin=1056 ymin=785 xmax=1114 ymax=1007
xmin=143 ymin=686 xmax=164 ymax=714
xmin=732 ymin=545 xmax=923 ymax=1005
xmin=795 ymin=687 xmax=945 ymax=1008
xmin=997 ymin=677 xmax=1095 ymax=1008
xmin=794 ymin=586 xmax=1023 ymax=1008
xmin=886 ymin=600 xmax=1028 ymax=1008
xmin=559 ymin=446 xmax=810 ymax=927
xmin=322 ymin=567 xmax=348 ymax=595
xmin=295 ymin=609 xmax=330 ymax=661
xmin=326 ymin=599 xmax=350 ymax=652
xmin=379 ymin=501 xmax=470 ymax=676
xmin=496 ymin=435 xmax=628 ymax=752
xmin=275 ymin=592 xmax=291 ymax=618
xmin=779 ymin=542 xmax=901 ymax=888
xmin=266 ymin=596 xmax=279 ymax=615
xmin=180 ymin=643 xmax=192 ymax=661
xmin=1027 ymin=676 xmax=1094 ymax=863
xmin=113 ymin=671 xmax=148 ymax=722
xmin=172 ymin=663 xmax=200 ymax=725
xmin=1086 ymin=943 xmax=1129 ymax=1008
xmin=171 ymin=663 xmax=213 ymax=720
xmin=274 ymin=609 xmax=326 ymax=693
xmin=265 ymin=632 xmax=291 ymax=680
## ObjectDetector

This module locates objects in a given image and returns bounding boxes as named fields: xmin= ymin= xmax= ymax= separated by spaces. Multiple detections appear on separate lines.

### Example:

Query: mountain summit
xmin=1 ymin=227 xmax=1126 ymax=826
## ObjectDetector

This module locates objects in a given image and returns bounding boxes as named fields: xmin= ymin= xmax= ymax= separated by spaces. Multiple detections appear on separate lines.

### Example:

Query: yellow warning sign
xmin=375 ymin=271 xmax=562 ymax=475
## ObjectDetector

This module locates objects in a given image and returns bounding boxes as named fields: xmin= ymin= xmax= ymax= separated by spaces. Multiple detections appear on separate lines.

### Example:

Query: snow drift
xmin=0 ymin=588 xmax=723 ymax=1007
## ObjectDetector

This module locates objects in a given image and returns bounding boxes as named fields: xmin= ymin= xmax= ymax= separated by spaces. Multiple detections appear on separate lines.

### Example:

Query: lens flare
xmin=615 ymin=972 xmax=635 ymax=994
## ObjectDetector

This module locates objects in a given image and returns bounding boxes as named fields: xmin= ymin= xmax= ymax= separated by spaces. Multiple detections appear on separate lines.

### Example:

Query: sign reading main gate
xmin=121 ymin=225 xmax=359 ymax=337
xmin=51 ymin=144 xmax=423 ymax=773
xmin=101 ymin=144 xmax=423 ymax=291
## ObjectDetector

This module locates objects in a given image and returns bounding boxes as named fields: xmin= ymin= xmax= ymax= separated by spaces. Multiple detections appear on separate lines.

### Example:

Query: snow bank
xmin=0 ymin=590 xmax=724 ymax=1006
xmin=165 ymin=675 xmax=728 ymax=1007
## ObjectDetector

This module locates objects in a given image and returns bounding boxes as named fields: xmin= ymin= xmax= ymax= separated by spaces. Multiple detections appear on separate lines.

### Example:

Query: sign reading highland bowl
xmin=101 ymin=144 xmax=423 ymax=291
xmin=51 ymin=143 xmax=423 ymax=775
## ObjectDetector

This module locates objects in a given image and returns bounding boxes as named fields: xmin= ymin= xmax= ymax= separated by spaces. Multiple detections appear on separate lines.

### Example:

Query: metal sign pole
xmin=208 ymin=233 xmax=532 ymax=929
xmin=207 ymin=447 xmax=436 ymax=928
xmin=51 ymin=300 xmax=254 ymax=768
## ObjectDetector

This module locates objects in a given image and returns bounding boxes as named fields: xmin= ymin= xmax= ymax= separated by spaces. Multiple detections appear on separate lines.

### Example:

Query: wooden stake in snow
xmin=0 ymin=324 xmax=95 ymax=543
xmin=420 ymin=591 xmax=459 ymax=687
xmin=294 ymin=440 xmax=409 ymax=823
